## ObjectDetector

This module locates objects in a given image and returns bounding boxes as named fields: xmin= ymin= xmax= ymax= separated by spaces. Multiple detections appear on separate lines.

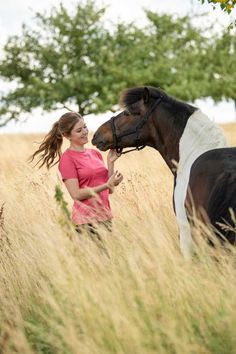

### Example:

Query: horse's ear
xmin=143 ymin=87 xmax=150 ymax=104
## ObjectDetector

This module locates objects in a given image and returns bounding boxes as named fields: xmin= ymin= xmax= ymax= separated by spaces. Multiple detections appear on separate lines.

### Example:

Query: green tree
xmin=86 ymin=22 xmax=153 ymax=111
xmin=0 ymin=1 xmax=158 ymax=126
xmin=200 ymin=0 xmax=236 ymax=13
xmin=95 ymin=12 xmax=215 ymax=103
xmin=138 ymin=12 xmax=212 ymax=101
xmin=0 ymin=1 xmax=234 ymax=126
xmin=142 ymin=12 xmax=236 ymax=106
xmin=204 ymin=28 xmax=236 ymax=102
xmin=0 ymin=1 xmax=112 ymax=125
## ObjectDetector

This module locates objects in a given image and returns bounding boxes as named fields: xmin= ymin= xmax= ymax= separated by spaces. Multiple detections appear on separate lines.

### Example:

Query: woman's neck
xmin=69 ymin=144 xmax=85 ymax=152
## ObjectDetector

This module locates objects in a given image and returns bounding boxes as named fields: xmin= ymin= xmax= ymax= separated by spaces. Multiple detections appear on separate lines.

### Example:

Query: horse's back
xmin=186 ymin=147 xmax=236 ymax=243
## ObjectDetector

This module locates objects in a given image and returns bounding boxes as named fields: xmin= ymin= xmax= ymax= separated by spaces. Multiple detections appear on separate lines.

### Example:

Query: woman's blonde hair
xmin=29 ymin=112 xmax=82 ymax=169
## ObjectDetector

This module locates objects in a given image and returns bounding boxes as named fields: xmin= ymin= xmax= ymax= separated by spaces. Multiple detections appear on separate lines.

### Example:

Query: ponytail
xmin=29 ymin=121 xmax=63 ymax=169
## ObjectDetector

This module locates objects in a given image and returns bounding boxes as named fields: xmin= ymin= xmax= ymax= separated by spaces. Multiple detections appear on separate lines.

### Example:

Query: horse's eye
xmin=124 ymin=109 xmax=140 ymax=116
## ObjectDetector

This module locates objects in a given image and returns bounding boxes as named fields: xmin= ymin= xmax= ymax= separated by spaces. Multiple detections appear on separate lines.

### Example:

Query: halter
xmin=110 ymin=96 xmax=163 ymax=154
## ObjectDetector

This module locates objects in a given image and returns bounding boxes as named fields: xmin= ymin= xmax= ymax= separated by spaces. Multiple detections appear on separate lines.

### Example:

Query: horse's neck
xmin=178 ymin=109 xmax=227 ymax=173
xmin=151 ymin=116 xmax=183 ymax=172
xmin=173 ymin=110 xmax=227 ymax=241
xmin=151 ymin=108 xmax=227 ymax=174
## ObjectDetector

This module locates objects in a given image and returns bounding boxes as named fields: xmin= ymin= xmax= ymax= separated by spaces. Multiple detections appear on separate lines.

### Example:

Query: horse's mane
xmin=120 ymin=86 xmax=170 ymax=107
xmin=120 ymin=86 xmax=196 ymax=116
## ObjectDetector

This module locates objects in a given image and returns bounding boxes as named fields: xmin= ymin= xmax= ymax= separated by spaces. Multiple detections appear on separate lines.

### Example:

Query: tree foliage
xmin=204 ymin=28 xmax=236 ymax=101
xmin=0 ymin=1 xmax=235 ymax=126
xmin=139 ymin=12 xmax=211 ymax=101
xmin=0 ymin=1 xmax=110 ymax=124
xmin=200 ymin=0 xmax=236 ymax=13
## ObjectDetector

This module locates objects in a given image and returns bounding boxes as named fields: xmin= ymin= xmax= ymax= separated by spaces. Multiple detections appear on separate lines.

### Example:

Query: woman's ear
xmin=143 ymin=87 xmax=150 ymax=104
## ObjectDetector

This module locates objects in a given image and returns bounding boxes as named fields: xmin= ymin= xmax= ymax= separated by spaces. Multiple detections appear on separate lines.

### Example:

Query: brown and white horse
xmin=92 ymin=86 xmax=236 ymax=259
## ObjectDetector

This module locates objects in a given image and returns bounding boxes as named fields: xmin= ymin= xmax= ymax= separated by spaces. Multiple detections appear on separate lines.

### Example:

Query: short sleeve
xmin=58 ymin=154 xmax=78 ymax=181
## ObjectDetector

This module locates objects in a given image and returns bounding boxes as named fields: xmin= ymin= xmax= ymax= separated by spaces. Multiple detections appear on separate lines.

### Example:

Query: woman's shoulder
xmin=58 ymin=150 xmax=77 ymax=176
xmin=60 ymin=149 xmax=72 ymax=160
xmin=59 ymin=149 xmax=75 ymax=166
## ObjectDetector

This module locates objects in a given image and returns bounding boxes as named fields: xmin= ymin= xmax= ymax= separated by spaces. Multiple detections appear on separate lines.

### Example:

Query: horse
xmin=92 ymin=86 xmax=236 ymax=259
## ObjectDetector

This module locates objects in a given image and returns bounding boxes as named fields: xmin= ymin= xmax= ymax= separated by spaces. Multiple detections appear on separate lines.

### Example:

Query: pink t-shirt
xmin=58 ymin=148 xmax=112 ymax=225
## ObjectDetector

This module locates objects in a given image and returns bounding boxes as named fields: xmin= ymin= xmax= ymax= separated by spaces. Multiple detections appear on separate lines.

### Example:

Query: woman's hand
xmin=107 ymin=149 xmax=121 ymax=164
xmin=107 ymin=170 xmax=123 ymax=192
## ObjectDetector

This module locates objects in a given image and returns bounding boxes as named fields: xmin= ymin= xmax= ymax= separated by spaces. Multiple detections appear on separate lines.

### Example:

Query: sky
xmin=0 ymin=0 xmax=235 ymax=133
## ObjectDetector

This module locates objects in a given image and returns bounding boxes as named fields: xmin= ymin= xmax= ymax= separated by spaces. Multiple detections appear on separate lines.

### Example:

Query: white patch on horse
xmin=174 ymin=109 xmax=227 ymax=259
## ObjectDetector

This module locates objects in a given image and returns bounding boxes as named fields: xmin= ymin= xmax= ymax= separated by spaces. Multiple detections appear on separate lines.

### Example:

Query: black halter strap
xmin=110 ymin=96 xmax=163 ymax=154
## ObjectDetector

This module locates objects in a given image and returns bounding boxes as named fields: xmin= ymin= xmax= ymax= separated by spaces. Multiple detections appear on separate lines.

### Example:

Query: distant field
xmin=0 ymin=123 xmax=236 ymax=354
xmin=220 ymin=123 xmax=236 ymax=146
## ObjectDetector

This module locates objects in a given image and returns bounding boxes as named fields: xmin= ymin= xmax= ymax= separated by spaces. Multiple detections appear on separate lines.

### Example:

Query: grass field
xmin=0 ymin=123 xmax=236 ymax=354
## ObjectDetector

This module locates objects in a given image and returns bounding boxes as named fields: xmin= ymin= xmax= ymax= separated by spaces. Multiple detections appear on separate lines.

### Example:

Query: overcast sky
xmin=0 ymin=0 xmax=235 ymax=133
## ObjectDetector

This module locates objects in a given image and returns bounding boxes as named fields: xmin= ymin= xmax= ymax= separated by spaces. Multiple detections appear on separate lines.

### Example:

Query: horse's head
xmin=92 ymin=87 xmax=164 ymax=153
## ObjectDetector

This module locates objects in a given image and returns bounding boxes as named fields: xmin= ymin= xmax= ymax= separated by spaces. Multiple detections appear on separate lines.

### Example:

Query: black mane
xmin=120 ymin=86 xmax=166 ymax=107
xmin=120 ymin=86 xmax=196 ymax=116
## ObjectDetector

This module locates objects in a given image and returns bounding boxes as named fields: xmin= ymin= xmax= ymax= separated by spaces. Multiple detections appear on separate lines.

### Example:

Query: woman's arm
xmin=64 ymin=179 xmax=108 ymax=201
xmin=64 ymin=171 xmax=123 ymax=201
xmin=107 ymin=150 xmax=121 ymax=177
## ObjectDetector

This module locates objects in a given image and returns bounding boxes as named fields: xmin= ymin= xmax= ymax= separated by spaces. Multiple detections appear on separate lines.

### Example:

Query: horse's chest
xmin=174 ymin=170 xmax=190 ymax=220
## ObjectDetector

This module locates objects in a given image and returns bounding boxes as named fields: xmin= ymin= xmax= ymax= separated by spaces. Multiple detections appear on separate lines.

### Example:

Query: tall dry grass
xmin=0 ymin=124 xmax=236 ymax=354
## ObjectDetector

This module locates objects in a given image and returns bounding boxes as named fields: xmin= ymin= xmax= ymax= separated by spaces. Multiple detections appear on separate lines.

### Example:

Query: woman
xmin=30 ymin=112 xmax=123 ymax=234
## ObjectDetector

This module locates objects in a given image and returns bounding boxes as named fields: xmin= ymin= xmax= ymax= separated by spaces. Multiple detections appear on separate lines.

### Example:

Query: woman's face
xmin=68 ymin=119 xmax=89 ymax=146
